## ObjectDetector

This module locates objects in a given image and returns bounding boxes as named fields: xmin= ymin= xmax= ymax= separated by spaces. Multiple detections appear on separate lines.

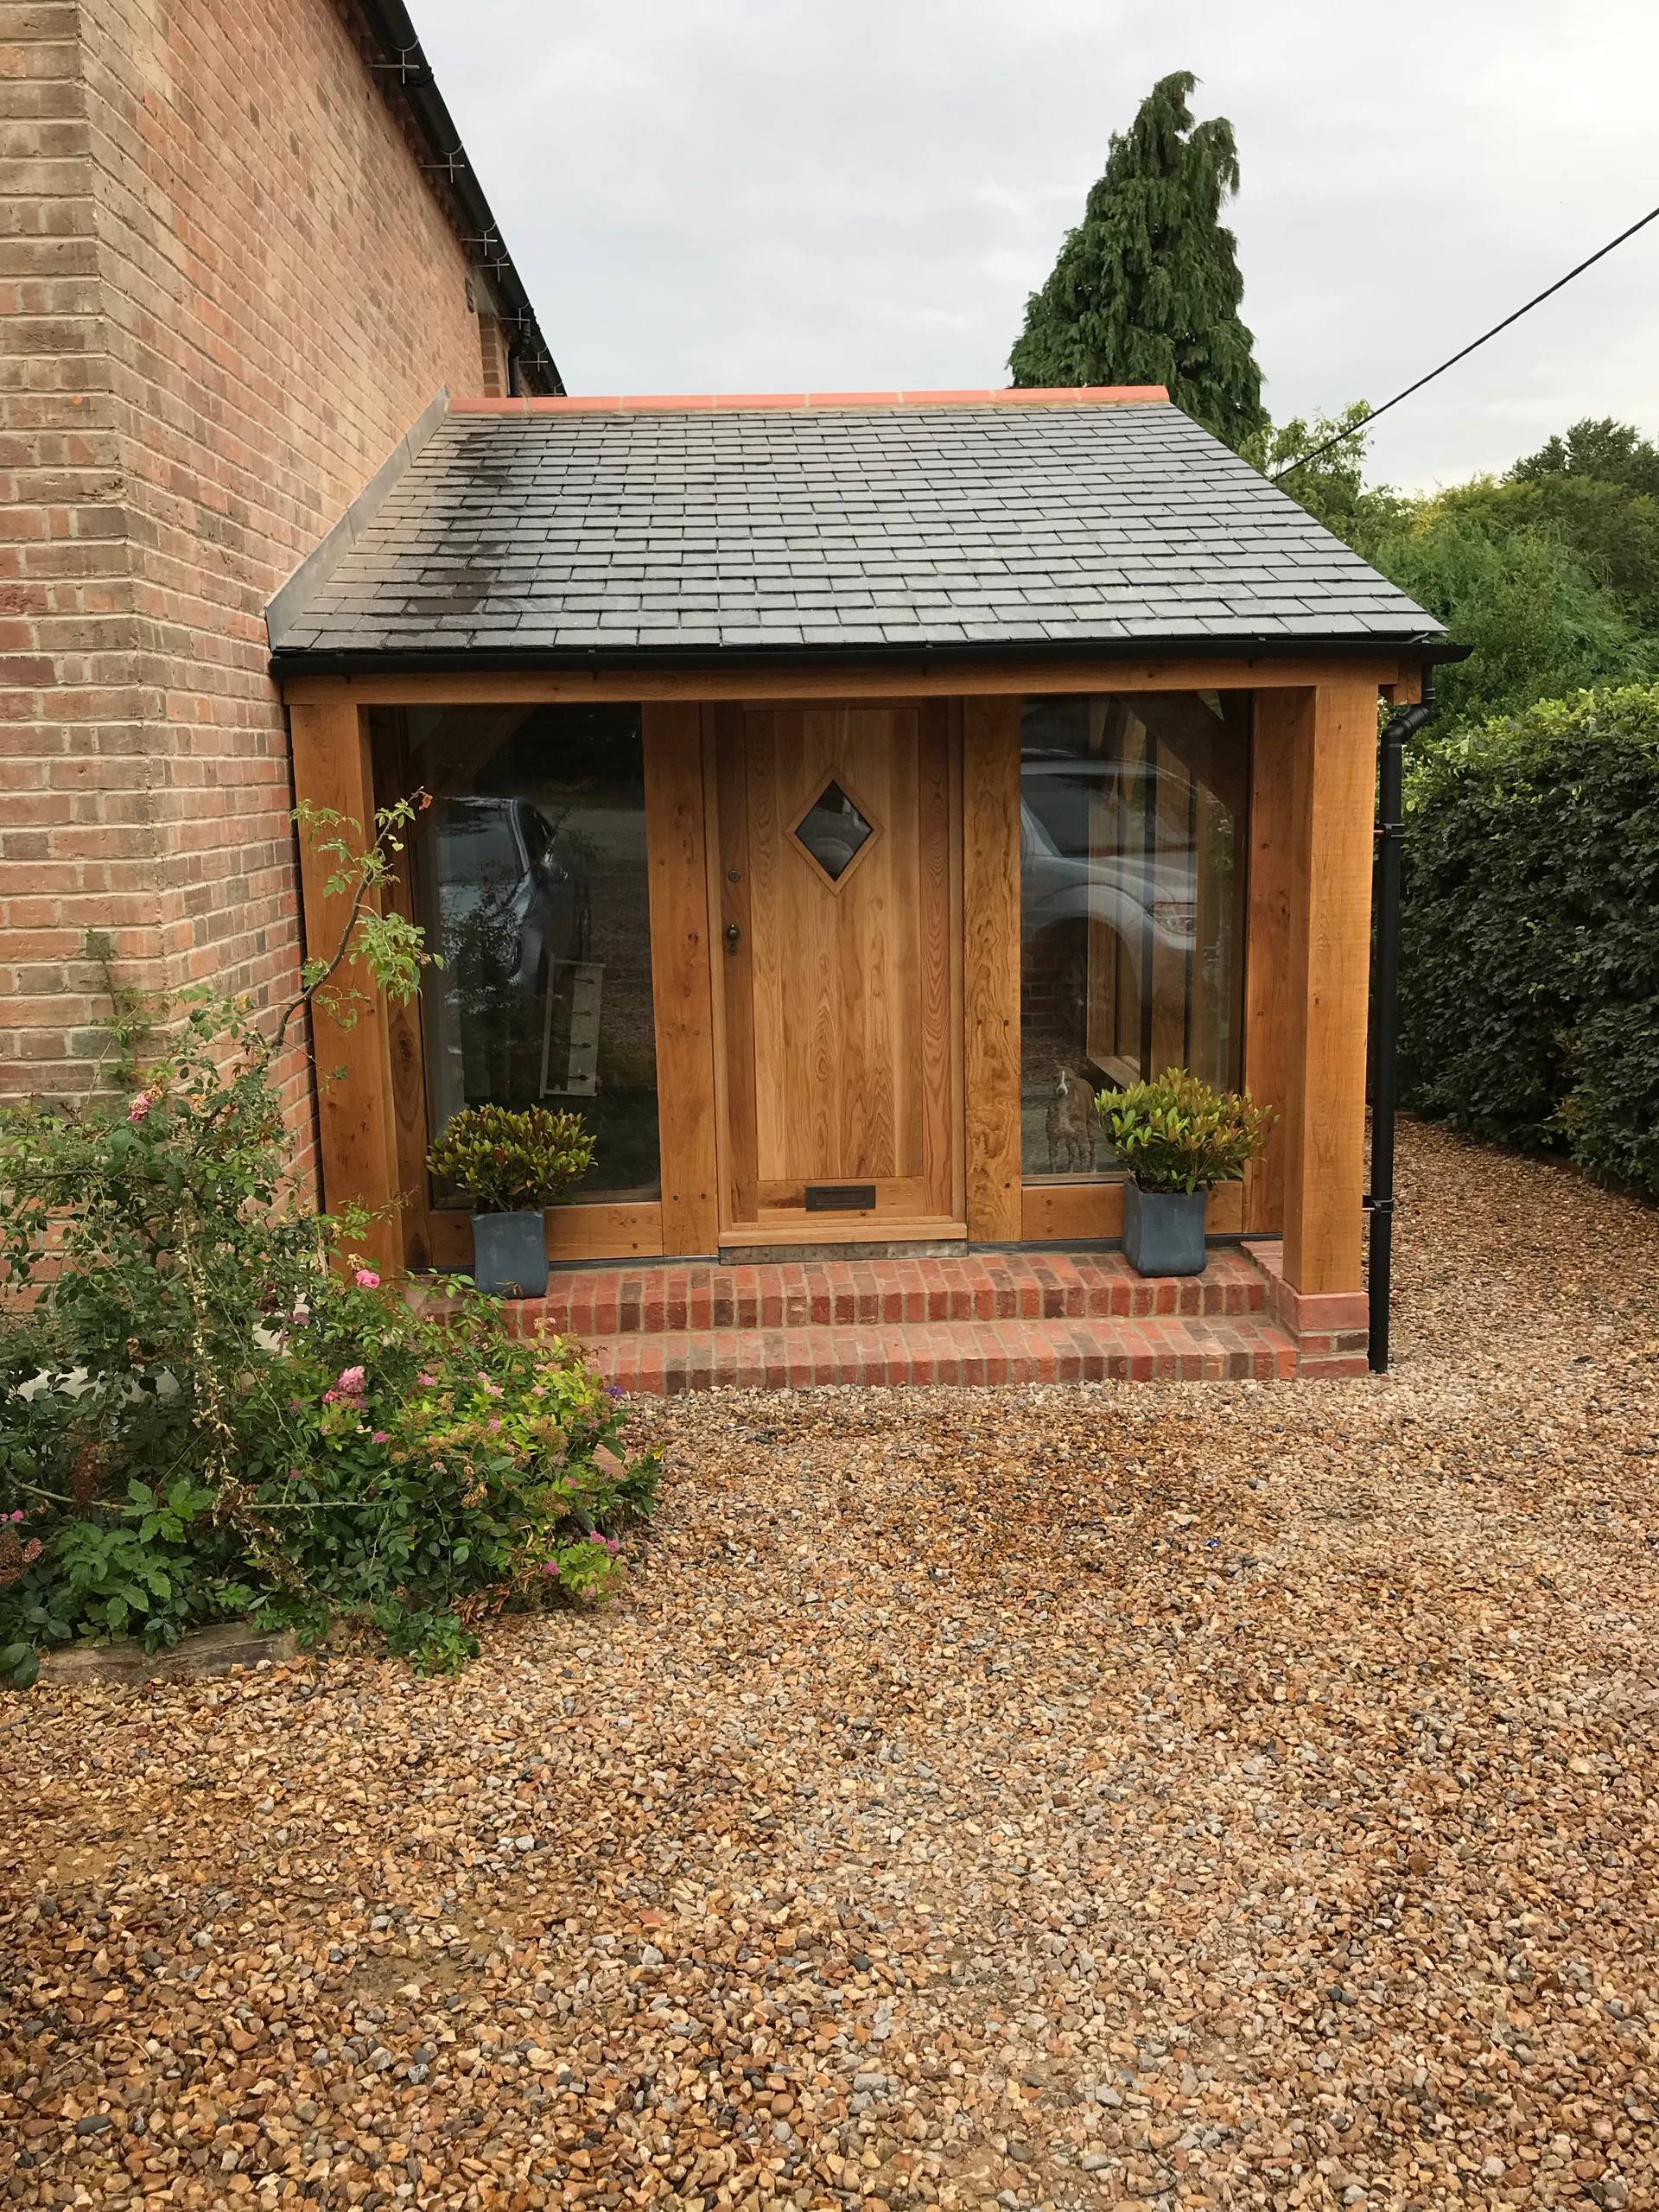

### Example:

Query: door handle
xmin=724 ymin=921 xmax=741 ymax=951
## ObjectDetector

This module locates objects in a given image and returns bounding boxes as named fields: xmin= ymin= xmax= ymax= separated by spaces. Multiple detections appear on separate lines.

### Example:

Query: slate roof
xmin=268 ymin=392 xmax=1440 ymax=662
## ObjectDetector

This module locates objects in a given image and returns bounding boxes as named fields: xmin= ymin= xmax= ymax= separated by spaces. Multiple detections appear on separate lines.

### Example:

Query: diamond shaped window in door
xmin=792 ymin=779 xmax=875 ymax=884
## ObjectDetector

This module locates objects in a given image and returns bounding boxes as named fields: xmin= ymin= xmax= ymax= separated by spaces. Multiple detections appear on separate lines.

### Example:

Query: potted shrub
xmin=427 ymin=1104 xmax=596 ymax=1298
xmin=1096 ymin=1069 xmax=1274 ymax=1277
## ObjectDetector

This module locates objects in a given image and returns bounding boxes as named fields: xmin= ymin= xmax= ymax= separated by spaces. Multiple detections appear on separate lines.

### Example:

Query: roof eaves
xmin=270 ymin=627 xmax=1452 ymax=682
xmin=343 ymin=0 xmax=563 ymax=396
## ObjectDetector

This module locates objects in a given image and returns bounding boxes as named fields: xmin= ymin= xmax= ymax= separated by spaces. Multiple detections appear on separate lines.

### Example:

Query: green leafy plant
xmin=427 ymin=1103 xmax=596 ymax=1214
xmin=1400 ymin=681 xmax=1659 ymax=1199
xmin=289 ymin=792 xmax=437 ymax=1035
xmin=0 ymin=803 xmax=655 ymax=1688
xmin=53 ymin=1478 xmax=243 ymax=1643
xmin=1096 ymin=1068 xmax=1273 ymax=1194
xmin=0 ymin=1273 xmax=658 ymax=1683
xmin=0 ymin=797 xmax=438 ymax=1506
xmin=232 ymin=1271 xmax=658 ymax=1675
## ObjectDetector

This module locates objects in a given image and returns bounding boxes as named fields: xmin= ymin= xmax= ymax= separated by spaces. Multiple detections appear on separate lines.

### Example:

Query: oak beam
xmin=281 ymin=652 xmax=1408 ymax=710
xmin=289 ymin=698 xmax=404 ymax=1274
xmin=642 ymin=701 xmax=720 ymax=1254
xmin=1280 ymin=679 xmax=1380 ymax=1298
xmin=961 ymin=696 xmax=1022 ymax=1241
xmin=1386 ymin=664 xmax=1424 ymax=707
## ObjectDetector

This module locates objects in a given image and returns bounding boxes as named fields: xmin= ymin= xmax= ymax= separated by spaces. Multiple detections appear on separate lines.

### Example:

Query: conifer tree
xmin=1010 ymin=71 xmax=1266 ymax=448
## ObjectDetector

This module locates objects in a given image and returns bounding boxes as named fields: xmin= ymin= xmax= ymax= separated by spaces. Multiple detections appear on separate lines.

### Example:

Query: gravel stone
xmin=3 ymin=1122 xmax=1658 ymax=2209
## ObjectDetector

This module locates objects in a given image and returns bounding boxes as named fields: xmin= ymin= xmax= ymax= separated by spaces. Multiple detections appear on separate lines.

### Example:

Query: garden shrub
xmin=1094 ymin=1069 xmax=1273 ymax=1193
xmin=0 ymin=800 xmax=658 ymax=1688
xmin=1400 ymin=682 xmax=1659 ymax=1198
xmin=1 ymin=1262 xmax=653 ymax=1684
xmin=427 ymin=1102 xmax=596 ymax=1211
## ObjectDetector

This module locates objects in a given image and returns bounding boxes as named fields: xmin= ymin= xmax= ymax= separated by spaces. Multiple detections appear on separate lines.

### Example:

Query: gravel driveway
xmin=5 ymin=1120 xmax=1659 ymax=2211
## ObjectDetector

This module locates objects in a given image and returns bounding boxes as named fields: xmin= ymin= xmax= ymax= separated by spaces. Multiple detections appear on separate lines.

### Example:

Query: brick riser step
xmin=519 ymin=1249 xmax=1267 ymax=1338
xmin=585 ymin=1314 xmax=1299 ymax=1395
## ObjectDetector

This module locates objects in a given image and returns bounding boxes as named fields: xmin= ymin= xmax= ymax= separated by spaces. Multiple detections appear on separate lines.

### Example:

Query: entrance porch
xmin=272 ymin=387 xmax=1451 ymax=1379
xmin=286 ymin=656 xmax=1409 ymax=1377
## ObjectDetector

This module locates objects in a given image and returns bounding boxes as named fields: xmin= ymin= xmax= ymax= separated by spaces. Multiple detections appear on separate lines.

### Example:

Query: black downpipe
xmin=1367 ymin=677 xmax=1434 ymax=1370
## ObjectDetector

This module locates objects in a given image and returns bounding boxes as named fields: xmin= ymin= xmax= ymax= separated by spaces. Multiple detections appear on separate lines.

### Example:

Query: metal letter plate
xmin=804 ymin=1182 xmax=877 ymax=1212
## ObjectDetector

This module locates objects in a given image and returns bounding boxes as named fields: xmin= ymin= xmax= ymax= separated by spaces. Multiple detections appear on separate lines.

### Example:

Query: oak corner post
xmin=288 ymin=694 xmax=405 ymax=1274
xmin=1280 ymin=677 xmax=1381 ymax=1300
xmin=1242 ymin=688 xmax=1307 ymax=1235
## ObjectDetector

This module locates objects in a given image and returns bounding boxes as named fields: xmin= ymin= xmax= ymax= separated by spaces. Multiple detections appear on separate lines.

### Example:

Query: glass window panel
xmin=411 ymin=702 xmax=660 ymax=1204
xmin=1020 ymin=692 xmax=1248 ymax=1181
xmin=793 ymin=779 xmax=875 ymax=883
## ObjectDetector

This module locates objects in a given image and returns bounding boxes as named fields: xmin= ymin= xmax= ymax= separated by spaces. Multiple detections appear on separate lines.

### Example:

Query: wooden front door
xmin=713 ymin=701 xmax=961 ymax=1242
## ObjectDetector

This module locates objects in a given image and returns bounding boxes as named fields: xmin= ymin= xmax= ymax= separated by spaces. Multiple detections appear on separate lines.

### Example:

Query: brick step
xmin=524 ymin=1248 xmax=1267 ymax=1338
xmin=585 ymin=1311 xmax=1299 ymax=1396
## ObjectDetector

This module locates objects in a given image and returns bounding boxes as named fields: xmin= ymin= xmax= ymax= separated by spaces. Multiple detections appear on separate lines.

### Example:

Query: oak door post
xmin=961 ymin=696 xmax=1022 ymax=1241
xmin=1280 ymin=679 xmax=1379 ymax=1298
xmin=642 ymin=702 xmax=720 ymax=1255
xmin=289 ymin=696 xmax=404 ymax=1274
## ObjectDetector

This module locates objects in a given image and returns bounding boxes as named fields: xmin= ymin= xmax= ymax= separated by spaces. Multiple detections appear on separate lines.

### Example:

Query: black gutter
xmin=270 ymin=632 xmax=1472 ymax=683
xmin=1366 ymin=672 xmax=1437 ymax=1373
xmin=348 ymin=0 xmax=563 ymax=396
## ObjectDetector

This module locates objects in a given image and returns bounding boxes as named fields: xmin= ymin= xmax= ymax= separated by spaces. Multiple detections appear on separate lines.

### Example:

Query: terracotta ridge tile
xmin=448 ymin=385 xmax=1170 ymax=417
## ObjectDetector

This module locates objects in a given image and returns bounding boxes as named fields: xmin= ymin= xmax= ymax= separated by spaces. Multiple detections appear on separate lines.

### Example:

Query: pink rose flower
xmin=372 ymin=1430 xmax=390 ymax=1445
xmin=354 ymin=1268 xmax=380 ymax=1289
xmin=335 ymin=1365 xmax=366 ymax=1397
xmin=487 ymin=1416 xmax=503 ymax=1433
xmin=127 ymin=1090 xmax=156 ymax=1123
xmin=416 ymin=1370 xmax=438 ymax=1388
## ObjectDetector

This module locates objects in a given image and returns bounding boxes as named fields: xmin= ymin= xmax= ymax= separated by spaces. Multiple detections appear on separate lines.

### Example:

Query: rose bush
xmin=0 ymin=803 xmax=658 ymax=1688
xmin=230 ymin=1269 xmax=656 ymax=1671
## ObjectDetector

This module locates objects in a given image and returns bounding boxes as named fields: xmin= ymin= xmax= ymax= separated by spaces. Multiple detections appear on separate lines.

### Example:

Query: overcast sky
xmin=416 ymin=0 xmax=1659 ymax=493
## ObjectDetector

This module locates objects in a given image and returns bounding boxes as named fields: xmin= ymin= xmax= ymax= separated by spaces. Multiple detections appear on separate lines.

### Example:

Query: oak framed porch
xmin=284 ymin=646 xmax=1422 ymax=1316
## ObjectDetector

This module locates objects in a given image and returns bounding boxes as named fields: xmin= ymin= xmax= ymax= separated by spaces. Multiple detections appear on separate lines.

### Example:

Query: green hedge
xmin=1400 ymin=683 xmax=1659 ymax=1200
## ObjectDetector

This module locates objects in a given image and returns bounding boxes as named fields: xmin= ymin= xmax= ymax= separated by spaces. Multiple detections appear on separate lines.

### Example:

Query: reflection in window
xmin=793 ymin=779 xmax=875 ymax=883
xmin=412 ymin=703 xmax=659 ymax=1203
xmin=1020 ymin=693 xmax=1249 ymax=1181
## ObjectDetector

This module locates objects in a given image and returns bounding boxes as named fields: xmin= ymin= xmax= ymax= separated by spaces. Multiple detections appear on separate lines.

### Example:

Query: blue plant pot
xmin=471 ymin=1210 xmax=549 ymax=1299
xmin=1122 ymin=1183 xmax=1208 ymax=1277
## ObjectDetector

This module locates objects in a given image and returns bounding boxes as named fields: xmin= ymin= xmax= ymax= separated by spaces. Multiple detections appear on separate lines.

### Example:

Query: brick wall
xmin=0 ymin=0 xmax=499 ymax=1136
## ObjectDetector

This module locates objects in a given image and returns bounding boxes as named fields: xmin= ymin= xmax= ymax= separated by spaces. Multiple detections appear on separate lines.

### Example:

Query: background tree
xmin=1511 ymin=416 xmax=1659 ymax=496
xmin=1010 ymin=71 xmax=1265 ymax=447
xmin=1249 ymin=407 xmax=1659 ymax=728
xmin=1438 ymin=419 xmax=1659 ymax=637
xmin=1373 ymin=513 xmax=1645 ymax=728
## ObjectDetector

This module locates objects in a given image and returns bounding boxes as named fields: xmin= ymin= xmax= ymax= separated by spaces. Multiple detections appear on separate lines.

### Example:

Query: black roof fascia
xmin=348 ymin=0 xmax=563 ymax=396
xmin=270 ymin=633 xmax=1468 ymax=682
